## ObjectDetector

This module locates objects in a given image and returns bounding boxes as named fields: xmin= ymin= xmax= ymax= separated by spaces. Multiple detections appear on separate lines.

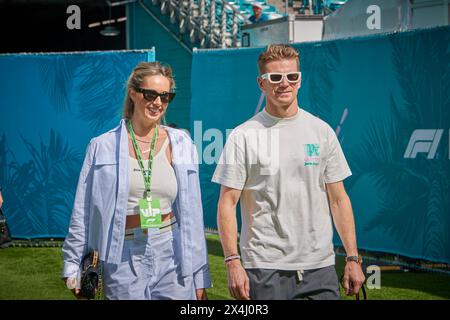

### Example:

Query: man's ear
xmin=257 ymin=76 xmax=265 ymax=91
xmin=297 ymin=76 xmax=302 ymax=89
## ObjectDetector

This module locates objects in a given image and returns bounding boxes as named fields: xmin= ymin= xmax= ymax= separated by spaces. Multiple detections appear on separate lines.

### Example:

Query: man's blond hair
xmin=257 ymin=44 xmax=300 ymax=74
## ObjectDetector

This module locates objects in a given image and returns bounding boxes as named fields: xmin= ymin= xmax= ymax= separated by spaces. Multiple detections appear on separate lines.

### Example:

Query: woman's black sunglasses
xmin=135 ymin=87 xmax=175 ymax=103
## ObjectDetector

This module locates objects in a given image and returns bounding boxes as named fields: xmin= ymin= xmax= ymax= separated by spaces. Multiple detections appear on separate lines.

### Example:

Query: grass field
xmin=0 ymin=234 xmax=449 ymax=300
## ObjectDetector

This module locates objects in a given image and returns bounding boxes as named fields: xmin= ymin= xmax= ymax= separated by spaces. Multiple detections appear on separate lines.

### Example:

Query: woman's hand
xmin=195 ymin=288 xmax=208 ymax=300
xmin=63 ymin=277 xmax=83 ymax=299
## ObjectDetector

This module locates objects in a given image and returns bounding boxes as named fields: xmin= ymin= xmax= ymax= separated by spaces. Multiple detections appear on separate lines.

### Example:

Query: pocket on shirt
xmin=185 ymin=165 xmax=201 ymax=203
xmin=92 ymin=154 xmax=118 ymax=194
xmin=186 ymin=163 xmax=197 ymax=174
xmin=94 ymin=152 xmax=118 ymax=165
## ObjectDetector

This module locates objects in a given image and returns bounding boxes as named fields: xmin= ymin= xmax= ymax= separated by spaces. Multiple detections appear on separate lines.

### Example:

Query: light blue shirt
xmin=62 ymin=119 xmax=211 ymax=289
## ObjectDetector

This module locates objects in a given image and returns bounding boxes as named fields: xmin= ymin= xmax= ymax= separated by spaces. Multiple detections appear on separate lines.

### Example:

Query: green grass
xmin=0 ymin=235 xmax=449 ymax=300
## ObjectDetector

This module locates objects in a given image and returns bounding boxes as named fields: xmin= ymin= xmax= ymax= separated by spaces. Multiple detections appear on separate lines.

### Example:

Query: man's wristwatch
xmin=345 ymin=255 xmax=363 ymax=264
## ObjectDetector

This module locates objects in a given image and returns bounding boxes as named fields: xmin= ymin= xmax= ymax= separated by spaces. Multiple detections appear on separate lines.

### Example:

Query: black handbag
xmin=0 ymin=208 xmax=12 ymax=248
xmin=79 ymin=250 xmax=101 ymax=299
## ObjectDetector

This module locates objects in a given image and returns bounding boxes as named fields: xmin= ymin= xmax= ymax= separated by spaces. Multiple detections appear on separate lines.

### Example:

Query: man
xmin=212 ymin=44 xmax=365 ymax=300
xmin=248 ymin=3 xmax=268 ymax=24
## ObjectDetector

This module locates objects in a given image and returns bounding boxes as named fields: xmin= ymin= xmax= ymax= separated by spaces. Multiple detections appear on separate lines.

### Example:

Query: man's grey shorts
xmin=246 ymin=265 xmax=340 ymax=300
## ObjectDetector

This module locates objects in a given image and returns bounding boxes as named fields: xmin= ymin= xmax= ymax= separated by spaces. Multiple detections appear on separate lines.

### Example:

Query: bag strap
xmin=355 ymin=284 xmax=367 ymax=300
xmin=340 ymin=274 xmax=368 ymax=300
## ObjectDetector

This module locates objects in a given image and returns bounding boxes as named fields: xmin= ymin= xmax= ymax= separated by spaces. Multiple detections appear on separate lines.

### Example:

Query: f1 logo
xmin=404 ymin=129 xmax=443 ymax=159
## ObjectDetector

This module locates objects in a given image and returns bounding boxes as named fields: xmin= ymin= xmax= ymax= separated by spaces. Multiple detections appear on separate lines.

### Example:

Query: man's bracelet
xmin=224 ymin=254 xmax=241 ymax=264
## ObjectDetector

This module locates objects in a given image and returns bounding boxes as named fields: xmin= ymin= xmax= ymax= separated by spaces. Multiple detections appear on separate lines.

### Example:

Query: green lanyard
xmin=127 ymin=120 xmax=158 ymax=200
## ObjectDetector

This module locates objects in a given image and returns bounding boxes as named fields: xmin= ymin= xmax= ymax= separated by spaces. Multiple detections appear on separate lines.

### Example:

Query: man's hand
xmin=226 ymin=259 xmax=250 ymax=300
xmin=196 ymin=288 xmax=208 ymax=300
xmin=341 ymin=261 xmax=365 ymax=296
xmin=326 ymin=182 xmax=365 ymax=296
xmin=217 ymin=186 xmax=249 ymax=300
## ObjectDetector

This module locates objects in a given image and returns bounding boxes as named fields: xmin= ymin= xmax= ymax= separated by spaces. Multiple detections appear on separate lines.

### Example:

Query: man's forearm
xmin=330 ymin=194 xmax=359 ymax=256
xmin=217 ymin=203 xmax=239 ymax=257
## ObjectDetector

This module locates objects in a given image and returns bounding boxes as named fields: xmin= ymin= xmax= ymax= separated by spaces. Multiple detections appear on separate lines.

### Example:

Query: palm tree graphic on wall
xmin=0 ymin=53 xmax=148 ymax=238
xmin=348 ymin=30 xmax=450 ymax=263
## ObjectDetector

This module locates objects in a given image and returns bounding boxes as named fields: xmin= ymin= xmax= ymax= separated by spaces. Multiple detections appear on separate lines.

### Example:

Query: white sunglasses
xmin=260 ymin=72 xmax=301 ymax=84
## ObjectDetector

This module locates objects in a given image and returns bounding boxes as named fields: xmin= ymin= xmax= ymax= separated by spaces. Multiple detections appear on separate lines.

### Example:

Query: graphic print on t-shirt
xmin=304 ymin=143 xmax=320 ymax=166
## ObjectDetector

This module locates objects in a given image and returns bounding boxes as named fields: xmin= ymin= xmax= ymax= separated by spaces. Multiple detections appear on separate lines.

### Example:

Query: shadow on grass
xmin=205 ymin=236 xmax=450 ymax=300
xmin=335 ymin=257 xmax=450 ymax=300
xmin=206 ymin=235 xmax=224 ymax=258
xmin=1 ymin=238 xmax=449 ymax=300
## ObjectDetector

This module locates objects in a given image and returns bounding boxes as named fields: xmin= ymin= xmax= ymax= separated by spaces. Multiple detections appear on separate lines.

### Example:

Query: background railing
xmin=150 ymin=0 xmax=253 ymax=48
xmin=137 ymin=0 xmax=346 ymax=48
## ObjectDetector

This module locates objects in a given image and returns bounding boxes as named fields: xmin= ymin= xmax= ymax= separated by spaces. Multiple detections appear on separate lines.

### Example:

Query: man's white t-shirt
xmin=212 ymin=108 xmax=352 ymax=270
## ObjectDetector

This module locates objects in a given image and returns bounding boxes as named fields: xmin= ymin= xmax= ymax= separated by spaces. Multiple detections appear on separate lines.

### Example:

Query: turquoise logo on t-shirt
xmin=305 ymin=144 xmax=320 ymax=157
xmin=304 ymin=144 xmax=320 ymax=166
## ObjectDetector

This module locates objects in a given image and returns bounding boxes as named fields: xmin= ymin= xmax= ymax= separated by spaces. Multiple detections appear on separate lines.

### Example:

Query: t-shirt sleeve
xmin=324 ymin=125 xmax=352 ymax=184
xmin=211 ymin=129 xmax=247 ymax=190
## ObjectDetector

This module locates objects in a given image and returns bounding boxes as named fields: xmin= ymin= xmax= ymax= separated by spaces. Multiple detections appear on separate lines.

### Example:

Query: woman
xmin=62 ymin=62 xmax=211 ymax=300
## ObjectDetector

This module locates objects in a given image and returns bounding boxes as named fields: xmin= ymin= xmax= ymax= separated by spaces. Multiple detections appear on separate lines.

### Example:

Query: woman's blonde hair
xmin=257 ymin=44 xmax=300 ymax=74
xmin=123 ymin=62 xmax=176 ymax=119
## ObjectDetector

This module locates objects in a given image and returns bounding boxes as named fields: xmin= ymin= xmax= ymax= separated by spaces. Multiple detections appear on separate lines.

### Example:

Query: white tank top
xmin=127 ymin=138 xmax=178 ymax=215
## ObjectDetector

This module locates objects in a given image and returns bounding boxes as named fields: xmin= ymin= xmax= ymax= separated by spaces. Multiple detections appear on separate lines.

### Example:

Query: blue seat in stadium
xmin=262 ymin=5 xmax=277 ymax=13
xmin=324 ymin=0 xmax=348 ymax=11
xmin=263 ymin=12 xmax=284 ymax=20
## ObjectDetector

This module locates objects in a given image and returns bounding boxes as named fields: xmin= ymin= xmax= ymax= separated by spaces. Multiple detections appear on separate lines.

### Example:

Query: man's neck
xmin=265 ymin=102 xmax=299 ymax=118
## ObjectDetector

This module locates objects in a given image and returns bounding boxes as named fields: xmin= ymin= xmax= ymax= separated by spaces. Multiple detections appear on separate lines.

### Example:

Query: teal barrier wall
xmin=191 ymin=26 xmax=450 ymax=263
xmin=0 ymin=50 xmax=154 ymax=238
